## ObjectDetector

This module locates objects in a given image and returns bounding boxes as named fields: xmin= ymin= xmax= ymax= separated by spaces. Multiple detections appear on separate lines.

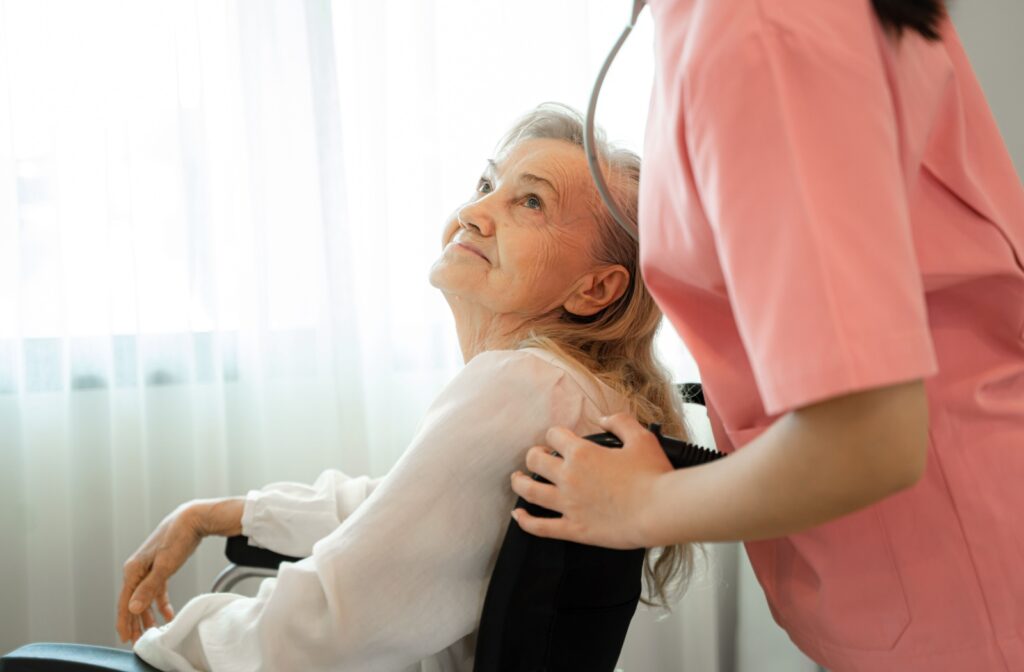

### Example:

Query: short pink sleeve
xmin=684 ymin=12 xmax=938 ymax=415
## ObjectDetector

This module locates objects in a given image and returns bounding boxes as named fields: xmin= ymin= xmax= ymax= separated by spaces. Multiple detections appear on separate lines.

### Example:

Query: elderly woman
xmin=118 ymin=104 xmax=691 ymax=672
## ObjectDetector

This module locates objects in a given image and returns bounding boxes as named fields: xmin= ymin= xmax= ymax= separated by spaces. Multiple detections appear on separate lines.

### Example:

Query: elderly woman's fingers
xmin=116 ymin=583 xmax=131 ymax=641
xmin=141 ymin=604 xmax=157 ymax=631
xmin=130 ymin=569 xmax=170 ymax=617
xmin=156 ymin=590 xmax=175 ymax=622
xmin=510 ymin=471 xmax=563 ymax=512
xmin=117 ymin=559 xmax=147 ymax=642
xmin=524 ymin=445 xmax=565 ymax=482
xmin=116 ymin=504 xmax=205 ymax=642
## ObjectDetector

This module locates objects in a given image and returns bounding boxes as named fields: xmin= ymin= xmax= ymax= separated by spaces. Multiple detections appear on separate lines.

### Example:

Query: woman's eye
xmin=523 ymin=195 xmax=542 ymax=210
xmin=477 ymin=178 xmax=493 ymax=194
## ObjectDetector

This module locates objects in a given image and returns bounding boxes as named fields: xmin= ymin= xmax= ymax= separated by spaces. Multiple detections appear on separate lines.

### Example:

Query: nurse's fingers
xmin=524 ymin=445 xmax=564 ymax=484
xmin=544 ymin=426 xmax=588 ymax=458
xmin=511 ymin=509 xmax=578 ymax=543
xmin=510 ymin=471 xmax=563 ymax=513
xmin=597 ymin=413 xmax=649 ymax=446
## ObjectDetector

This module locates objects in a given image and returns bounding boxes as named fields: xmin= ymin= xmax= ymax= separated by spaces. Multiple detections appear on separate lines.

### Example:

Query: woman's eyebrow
xmin=485 ymin=159 xmax=560 ymax=205
xmin=518 ymin=173 xmax=560 ymax=204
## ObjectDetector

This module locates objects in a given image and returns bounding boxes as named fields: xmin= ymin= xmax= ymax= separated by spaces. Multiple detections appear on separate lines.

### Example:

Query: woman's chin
xmin=428 ymin=256 xmax=472 ymax=292
xmin=427 ymin=262 xmax=449 ymax=290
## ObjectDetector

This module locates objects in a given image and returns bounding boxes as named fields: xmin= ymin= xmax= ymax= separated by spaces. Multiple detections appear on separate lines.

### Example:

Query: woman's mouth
xmin=454 ymin=241 xmax=490 ymax=263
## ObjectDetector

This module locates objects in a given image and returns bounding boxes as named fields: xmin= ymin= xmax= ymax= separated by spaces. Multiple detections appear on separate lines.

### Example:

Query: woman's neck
xmin=445 ymin=294 xmax=533 ymax=363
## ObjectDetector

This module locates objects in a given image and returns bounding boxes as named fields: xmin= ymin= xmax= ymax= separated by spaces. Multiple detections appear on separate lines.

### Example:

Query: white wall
xmin=951 ymin=0 xmax=1024 ymax=178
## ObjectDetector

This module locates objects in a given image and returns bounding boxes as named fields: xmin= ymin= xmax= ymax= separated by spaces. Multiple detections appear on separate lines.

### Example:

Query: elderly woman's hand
xmin=117 ymin=497 xmax=244 ymax=643
xmin=509 ymin=413 xmax=674 ymax=550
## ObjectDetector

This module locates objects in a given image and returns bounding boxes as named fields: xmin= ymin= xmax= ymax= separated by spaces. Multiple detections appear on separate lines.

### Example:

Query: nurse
xmin=510 ymin=1 xmax=1024 ymax=670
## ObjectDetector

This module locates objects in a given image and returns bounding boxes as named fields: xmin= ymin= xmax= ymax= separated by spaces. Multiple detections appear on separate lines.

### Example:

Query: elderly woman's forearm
xmin=639 ymin=380 xmax=929 ymax=547
xmin=189 ymin=497 xmax=245 ymax=537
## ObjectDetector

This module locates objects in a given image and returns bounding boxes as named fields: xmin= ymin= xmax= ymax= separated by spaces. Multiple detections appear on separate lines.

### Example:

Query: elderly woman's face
xmin=429 ymin=138 xmax=603 ymax=319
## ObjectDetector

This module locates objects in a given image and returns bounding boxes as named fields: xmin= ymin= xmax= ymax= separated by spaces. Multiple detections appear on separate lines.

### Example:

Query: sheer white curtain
xmin=0 ymin=0 xmax=815 ymax=669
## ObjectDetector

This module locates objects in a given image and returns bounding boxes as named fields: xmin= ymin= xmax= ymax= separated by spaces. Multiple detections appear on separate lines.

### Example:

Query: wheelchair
xmin=1 ymin=384 xmax=709 ymax=672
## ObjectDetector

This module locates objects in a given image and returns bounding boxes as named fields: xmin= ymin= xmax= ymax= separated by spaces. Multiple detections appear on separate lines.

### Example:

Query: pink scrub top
xmin=638 ymin=1 xmax=1024 ymax=670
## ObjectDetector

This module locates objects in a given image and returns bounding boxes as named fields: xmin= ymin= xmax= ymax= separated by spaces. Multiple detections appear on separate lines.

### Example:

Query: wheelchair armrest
xmin=2 ymin=541 xmax=305 ymax=670
xmin=0 ymin=643 xmax=158 ymax=672
xmin=224 ymin=535 xmax=304 ymax=570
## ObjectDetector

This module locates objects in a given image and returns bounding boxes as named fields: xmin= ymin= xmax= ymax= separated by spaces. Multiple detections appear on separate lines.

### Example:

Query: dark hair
xmin=871 ymin=0 xmax=948 ymax=41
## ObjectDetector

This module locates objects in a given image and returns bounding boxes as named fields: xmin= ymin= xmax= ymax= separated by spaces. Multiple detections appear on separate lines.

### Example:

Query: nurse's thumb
xmin=598 ymin=413 xmax=647 ymax=447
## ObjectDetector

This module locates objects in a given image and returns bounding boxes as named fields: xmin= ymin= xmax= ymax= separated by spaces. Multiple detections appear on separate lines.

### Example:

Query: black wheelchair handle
xmin=583 ymin=422 xmax=725 ymax=470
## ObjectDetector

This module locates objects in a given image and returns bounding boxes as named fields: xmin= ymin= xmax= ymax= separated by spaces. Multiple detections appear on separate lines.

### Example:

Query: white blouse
xmin=134 ymin=347 xmax=630 ymax=672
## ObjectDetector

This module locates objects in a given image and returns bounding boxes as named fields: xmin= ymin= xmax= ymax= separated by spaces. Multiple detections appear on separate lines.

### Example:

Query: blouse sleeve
xmin=134 ymin=349 xmax=594 ymax=672
xmin=684 ymin=6 xmax=938 ymax=416
xmin=241 ymin=471 xmax=385 ymax=558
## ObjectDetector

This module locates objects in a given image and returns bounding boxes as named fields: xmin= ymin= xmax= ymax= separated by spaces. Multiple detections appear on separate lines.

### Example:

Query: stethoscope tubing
xmin=583 ymin=0 xmax=647 ymax=243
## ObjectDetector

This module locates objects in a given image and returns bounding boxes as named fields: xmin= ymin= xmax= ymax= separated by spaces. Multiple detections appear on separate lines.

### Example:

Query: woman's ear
xmin=563 ymin=265 xmax=630 ymax=316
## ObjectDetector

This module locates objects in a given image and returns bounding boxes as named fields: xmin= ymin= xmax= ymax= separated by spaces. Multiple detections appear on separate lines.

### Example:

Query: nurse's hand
xmin=510 ymin=413 xmax=673 ymax=549
xmin=116 ymin=497 xmax=244 ymax=644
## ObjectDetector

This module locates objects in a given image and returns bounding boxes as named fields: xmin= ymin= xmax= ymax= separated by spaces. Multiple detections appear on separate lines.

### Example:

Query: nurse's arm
xmin=639 ymin=379 xmax=929 ymax=547
xmin=512 ymin=378 xmax=929 ymax=548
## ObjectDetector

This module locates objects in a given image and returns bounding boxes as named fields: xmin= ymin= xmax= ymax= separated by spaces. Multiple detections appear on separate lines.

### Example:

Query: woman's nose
xmin=457 ymin=201 xmax=495 ymax=237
